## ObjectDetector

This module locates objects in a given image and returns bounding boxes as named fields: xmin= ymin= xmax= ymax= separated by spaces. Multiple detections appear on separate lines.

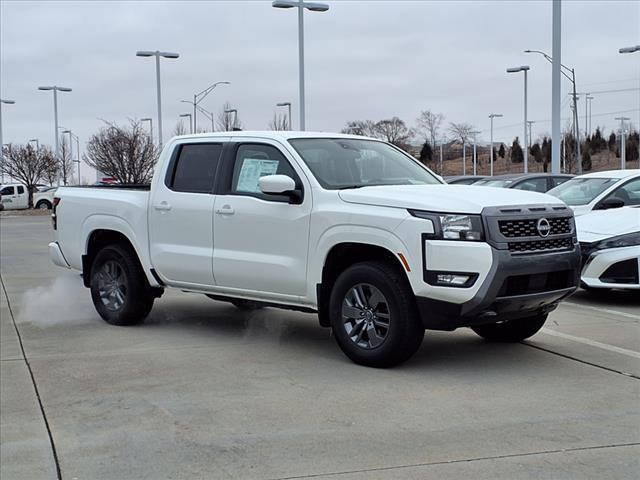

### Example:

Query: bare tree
xmin=83 ymin=120 xmax=159 ymax=184
xmin=448 ymin=122 xmax=473 ymax=145
xmin=416 ymin=110 xmax=445 ymax=148
xmin=217 ymin=102 xmax=242 ymax=131
xmin=375 ymin=117 xmax=413 ymax=148
xmin=268 ymin=113 xmax=289 ymax=131
xmin=59 ymin=136 xmax=75 ymax=185
xmin=341 ymin=120 xmax=378 ymax=137
xmin=0 ymin=143 xmax=54 ymax=207
xmin=173 ymin=120 xmax=187 ymax=136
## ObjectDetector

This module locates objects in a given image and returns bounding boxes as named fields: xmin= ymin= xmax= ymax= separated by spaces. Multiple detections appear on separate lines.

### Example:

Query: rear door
xmin=15 ymin=185 xmax=28 ymax=209
xmin=149 ymin=141 xmax=227 ymax=287
xmin=212 ymin=140 xmax=312 ymax=297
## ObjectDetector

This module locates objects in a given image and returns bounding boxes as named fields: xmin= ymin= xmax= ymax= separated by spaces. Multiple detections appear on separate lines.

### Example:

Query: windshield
xmin=288 ymin=138 xmax=441 ymax=189
xmin=475 ymin=179 xmax=514 ymax=188
xmin=547 ymin=177 xmax=619 ymax=205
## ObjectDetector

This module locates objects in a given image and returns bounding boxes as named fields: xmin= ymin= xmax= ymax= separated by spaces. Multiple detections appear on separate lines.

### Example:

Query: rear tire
xmin=90 ymin=244 xmax=154 ymax=326
xmin=36 ymin=200 xmax=52 ymax=210
xmin=329 ymin=261 xmax=424 ymax=368
xmin=471 ymin=313 xmax=547 ymax=342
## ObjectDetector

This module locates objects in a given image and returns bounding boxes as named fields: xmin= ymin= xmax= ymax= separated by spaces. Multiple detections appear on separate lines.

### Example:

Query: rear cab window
xmin=166 ymin=143 xmax=224 ymax=193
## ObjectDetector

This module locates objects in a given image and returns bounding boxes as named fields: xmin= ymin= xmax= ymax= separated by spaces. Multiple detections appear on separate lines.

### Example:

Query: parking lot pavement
xmin=1 ymin=216 xmax=639 ymax=480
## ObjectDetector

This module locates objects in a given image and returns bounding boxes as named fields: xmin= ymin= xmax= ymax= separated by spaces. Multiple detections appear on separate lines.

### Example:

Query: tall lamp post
xmin=179 ymin=113 xmax=192 ymax=134
xmin=189 ymin=81 xmax=230 ymax=132
xmin=489 ymin=113 xmax=503 ymax=177
xmin=136 ymin=50 xmax=179 ymax=148
xmin=506 ymin=66 xmax=530 ymax=173
xmin=29 ymin=138 xmax=39 ymax=152
xmin=615 ymin=116 xmax=630 ymax=169
xmin=62 ymin=129 xmax=81 ymax=184
xmin=619 ymin=45 xmax=639 ymax=157
xmin=524 ymin=49 xmax=581 ymax=173
xmin=586 ymin=96 xmax=594 ymax=136
xmin=276 ymin=102 xmax=292 ymax=129
xmin=527 ymin=120 xmax=535 ymax=148
xmin=470 ymin=130 xmax=480 ymax=175
xmin=224 ymin=108 xmax=238 ymax=130
xmin=272 ymin=0 xmax=329 ymax=131
xmin=0 ymin=99 xmax=16 ymax=184
xmin=38 ymin=86 xmax=72 ymax=185
xmin=141 ymin=117 xmax=153 ymax=141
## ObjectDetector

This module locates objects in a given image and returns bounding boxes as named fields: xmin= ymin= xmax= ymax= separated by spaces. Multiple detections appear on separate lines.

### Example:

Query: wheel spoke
xmin=352 ymin=286 xmax=367 ymax=308
xmin=342 ymin=304 xmax=363 ymax=320
xmin=366 ymin=324 xmax=384 ymax=347
xmin=114 ymin=289 xmax=125 ymax=306
xmin=373 ymin=317 xmax=389 ymax=328
xmin=353 ymin=321 xmax=367 ymax=344
xmin=368 ymin=289 xmax=385 ymax=310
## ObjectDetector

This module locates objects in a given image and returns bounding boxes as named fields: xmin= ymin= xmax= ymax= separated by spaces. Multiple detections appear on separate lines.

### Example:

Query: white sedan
xmin=547 ymin=169 xmax=640 ymax=216
xmin=577 ymin=206 xmax=640 ymax=291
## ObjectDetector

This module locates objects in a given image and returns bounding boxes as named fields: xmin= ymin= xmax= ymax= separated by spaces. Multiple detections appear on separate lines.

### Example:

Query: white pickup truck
xmin=49 ymin=132 xmax=581 ymax=367
xmin=0 ymin=183 xmax=57 ymax=210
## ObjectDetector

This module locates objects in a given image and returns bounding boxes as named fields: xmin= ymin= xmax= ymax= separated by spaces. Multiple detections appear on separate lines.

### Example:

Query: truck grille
xmin=508 ymin=237 xmax=573 ymax=254
xmin=499 ymin=216 xmax=572 ymax=238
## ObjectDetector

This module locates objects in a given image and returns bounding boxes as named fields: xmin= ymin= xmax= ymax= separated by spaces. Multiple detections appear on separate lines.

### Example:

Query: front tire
xmin=471 ymin=313 xmax=548 ymax=342
xmin=36 ymin=200 xmax=52 ymax=210
xmin=329 ymin=261 xmax=424 ymax=368
xmin=90 ymin=244 xmax=154 ymax=326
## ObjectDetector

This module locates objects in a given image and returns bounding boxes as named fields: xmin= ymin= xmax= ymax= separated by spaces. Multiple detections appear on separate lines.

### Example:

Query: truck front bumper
xmin=416 ymin=247 xmax=581 ymax=330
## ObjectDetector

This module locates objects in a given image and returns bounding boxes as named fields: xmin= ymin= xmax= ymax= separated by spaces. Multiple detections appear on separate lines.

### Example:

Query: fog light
xmin=436 ymin=274 xmax=470 ymax=286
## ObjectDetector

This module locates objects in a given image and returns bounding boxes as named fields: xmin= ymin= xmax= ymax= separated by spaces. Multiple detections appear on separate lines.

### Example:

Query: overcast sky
xmin=1 ymin=0 xmax=639 ymax=181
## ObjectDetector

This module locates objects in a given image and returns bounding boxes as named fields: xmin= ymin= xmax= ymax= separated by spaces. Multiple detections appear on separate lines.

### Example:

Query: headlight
xmin=593 ymin=231 xmax=640 ymax=251
xmin=409 ymin=210 xmax=484 ymax=241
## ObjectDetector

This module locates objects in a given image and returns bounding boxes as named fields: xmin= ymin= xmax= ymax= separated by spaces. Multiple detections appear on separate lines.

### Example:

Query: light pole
xmin=615 ymin=116 xmax=630 ymax=169
xmin=471 ymin=131 xmax=480 ymax=175
xmin=190 ymin=81 xmax=230 ymax=132
xmin=179 ymin=113 xmax=192 ymax=134
xmin=439 ymin=138 xmax=444 ymax=175
xmin=224 ymin=109 xmax=238 ymax=130
xmin=0 ymin=99 xmax=16 ymax=184
xmin=272 ymin=0 xmax=329 ymax=131
xmin=506 ymin=65 xmax=530 ymax=173
xmin=38 ymin=86 xmax=72 ymax=185
xmin=527 ymin=120 xmax=535 ymax=148
xmin=489 ymin=113 xmax=503 ymax=177
xmin=136 ymin=50 xmax=179 ymax=148
xmin=551 ymin=0 xmax=561 ymax=175
xmin=586 ymin=96 xmax=594 ymax=136
xmin=29 ymin=138 xmax=39 ymax=152
xmin=525 ymin=49 xmax=580 ymax=173
xmin=276 ymin=102 xmax=292 ymax=129
xmin=141 ymin=117 xmax=153 ymax=141
xmin=62 ymin=129 xmax=80 ymax=184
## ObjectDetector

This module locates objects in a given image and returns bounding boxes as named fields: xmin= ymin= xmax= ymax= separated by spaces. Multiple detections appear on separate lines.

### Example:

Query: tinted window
xmin=230 ymin=144 xmax=299 ymax=195
xmin=513 ymin=177 xmax=547 ymax=193
xmin=547 ymin=177 xmax=619 ymax=205
xmin=0 ymin=186 xmax=15 ymax=195
xmin=17 ymin=186 xmax=24 ymax=194
xmin=608 ymin=178 xmax=640 ymax=206
xmin=551 ymin=176 xmax=570 ymax=188
xmin=169 ymin=144 xmax=222 ymax=193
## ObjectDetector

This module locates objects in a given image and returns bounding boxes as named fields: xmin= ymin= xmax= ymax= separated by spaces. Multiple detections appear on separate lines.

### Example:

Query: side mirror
xmin=259 ymin=174 xmax=296 ymax=194
xmin=595 ymin=196 xmax=625 ymax=210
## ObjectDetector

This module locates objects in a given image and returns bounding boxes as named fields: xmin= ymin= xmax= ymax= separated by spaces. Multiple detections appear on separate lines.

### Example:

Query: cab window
xmin=0 ymin=186 xmax=15 ymax=195
xmin=607 ymin=178 xmax=640 ymax=206
xmin=513 ymin=177 xmax=547 ymax=193
xmin=167 ymin=143 xmax=223 ymax=193
xmin=17 ymin=186 xmax=24 ymax=194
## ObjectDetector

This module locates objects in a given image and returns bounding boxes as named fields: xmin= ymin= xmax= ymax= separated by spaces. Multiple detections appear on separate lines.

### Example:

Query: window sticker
xmin=236 ymin=158 xmax=279 ymax=192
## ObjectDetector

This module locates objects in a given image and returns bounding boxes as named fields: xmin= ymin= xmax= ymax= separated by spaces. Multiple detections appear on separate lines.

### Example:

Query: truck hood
xmin=338 ymin=185 xmax=562 ymax=214
xmin=576 ymin=206 xmax=640 ymax=243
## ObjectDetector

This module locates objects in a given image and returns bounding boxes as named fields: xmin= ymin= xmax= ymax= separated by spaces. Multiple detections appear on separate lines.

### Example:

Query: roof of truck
xmin=169 ymin=131 xmax=379 ymax=142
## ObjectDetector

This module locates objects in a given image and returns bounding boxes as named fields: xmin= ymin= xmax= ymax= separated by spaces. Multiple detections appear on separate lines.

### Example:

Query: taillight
xmin=52 ymin=197 xmax=61 ymax=230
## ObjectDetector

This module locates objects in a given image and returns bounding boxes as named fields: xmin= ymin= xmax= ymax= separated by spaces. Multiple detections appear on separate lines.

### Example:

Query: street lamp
xmin=179 ymin=113 xmax=193 ymax=134
xmin=141 ymin=117 xmax=153 ymax=141
xmin=525 ymin=49 xmax=581 ymax=173
xmin=29 ymin=138 xmax=39 ymax=152
xmin=586 ymin=96 xmax=594 ymax=136
xmin=527 ymin=120 xmax=535 ymax=148
xmin=224 ymin=108 xmax=238 ymax=130
xmin=276 ymin=102 xmax=292 ymax=129
xmin=189 ymin=81 xmax=230 ymax=132
xmin=272 ymin=0 xmax=329 ymax=131
xmin=62 ymin=129 xmax=81 ymax=184
xmin=619 ymin=45 xmax=640 ymax=54
xmin=470 ymin=131 xmax=480 ymax=175
xmin=38 ymin=86 xmax=72 ymax=185
xmin=488 ymin=113 xmax=503 ymax=177
xmin=615 ymin=116 xmax=630 ymax=169
xmin=0 ymin=99 xmax=16 ymax=184
xmin=136 ymin=50 xmax=180 ymax=148
xmin=506 ymin=65 xmax=530 ymax=173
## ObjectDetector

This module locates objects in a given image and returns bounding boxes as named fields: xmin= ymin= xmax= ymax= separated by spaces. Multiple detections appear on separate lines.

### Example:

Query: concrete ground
xmin=1 ymin=215 xmax=639 ymax=480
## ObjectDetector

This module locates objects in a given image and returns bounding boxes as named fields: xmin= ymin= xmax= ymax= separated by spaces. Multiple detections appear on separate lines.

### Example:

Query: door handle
xmin=154 ymin=202 xmax=172 ymax=211
xmin=215 ymin=205 xmax=235 ymax=215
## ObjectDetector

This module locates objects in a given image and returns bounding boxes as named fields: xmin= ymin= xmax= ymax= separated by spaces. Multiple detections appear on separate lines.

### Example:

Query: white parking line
xmin=563 ymin=302 xmax=640 ymax=321
xmin=540 ymin=328 xmax=640 ymax=359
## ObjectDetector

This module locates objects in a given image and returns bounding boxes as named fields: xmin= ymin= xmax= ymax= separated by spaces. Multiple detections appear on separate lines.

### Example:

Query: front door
xmin=212 ymin=141 xmax=311 ymax=297
xmin=148 ymin=141 xmax=226 ymax=287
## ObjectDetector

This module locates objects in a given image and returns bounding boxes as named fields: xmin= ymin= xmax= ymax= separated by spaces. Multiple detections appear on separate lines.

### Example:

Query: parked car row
xmin=0 ymin=183 xmax=57 ymax=211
